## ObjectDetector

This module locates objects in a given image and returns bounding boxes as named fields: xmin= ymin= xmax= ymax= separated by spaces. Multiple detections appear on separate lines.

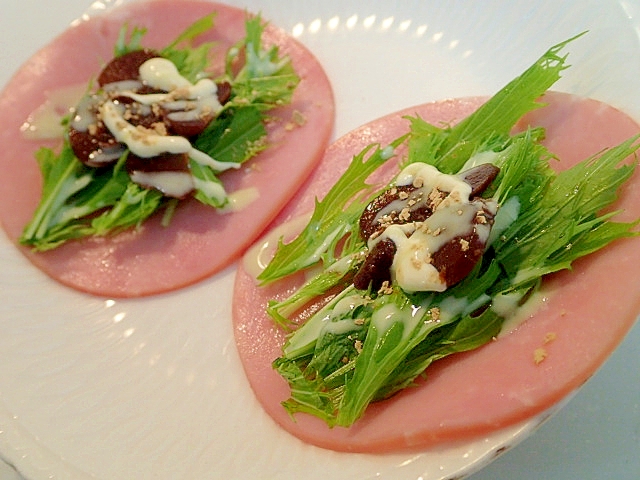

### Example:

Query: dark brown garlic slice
xmin=431 ymin=201 xmax=496 ymax=287
xmin=163 ymin=108 xmax=215 ymax=138
xmin=216 ymin=81 xmax=232 ymax=105
xmin=68 ymin=122 xmax=125 ymax=167
xmin=459 ymin=163 xmax=500 ymax=197
xmin=353 ymin=238 xmax=396 ymax=291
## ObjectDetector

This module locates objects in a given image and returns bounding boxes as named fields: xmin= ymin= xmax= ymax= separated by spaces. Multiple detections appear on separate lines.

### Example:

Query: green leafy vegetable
xmin=20 ymin=13 xmax=299 ymax=251
xmin=261 ymin=36 xmax=639 ymax=427
xmin=114 ymin=24 xmax=148 ymax=57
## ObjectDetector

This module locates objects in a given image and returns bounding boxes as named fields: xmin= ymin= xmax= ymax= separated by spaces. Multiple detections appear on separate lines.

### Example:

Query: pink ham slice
xmin=0 ymin=0 xmax=334 ymax=297
xmin=233 ymin=92 xmax=640 ymax=453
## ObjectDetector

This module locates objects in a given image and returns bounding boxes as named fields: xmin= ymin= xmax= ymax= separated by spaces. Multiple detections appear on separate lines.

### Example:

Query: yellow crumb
xmin=398 ymin=207 xmax=411 ymax=222
xmin=377 ymin=281 xmax=394 ymax=295
xmin=284 ymin=110 xmax=307 ymax=131
xmin=476 ymin=211 xmax=488 ymax=224
xmin=533 ymin=347 xmax=547 ymax=364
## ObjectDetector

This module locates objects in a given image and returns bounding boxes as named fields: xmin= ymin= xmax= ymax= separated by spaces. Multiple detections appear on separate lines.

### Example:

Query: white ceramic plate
xmin=1 ymin=1 xmax=639 ymax=479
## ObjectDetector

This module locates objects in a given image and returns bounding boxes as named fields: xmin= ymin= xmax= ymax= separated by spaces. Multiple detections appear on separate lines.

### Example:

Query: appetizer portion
xmin=233 ymin=38 xmax=640 ymax=452
xmin=0 ymin=0 xmax=334 ymax=297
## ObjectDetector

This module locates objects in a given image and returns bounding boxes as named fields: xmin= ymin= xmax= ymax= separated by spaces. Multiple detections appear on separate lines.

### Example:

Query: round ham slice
xmin=0 ymin=0 xmax=334 ymax=297
xmin=232 ymin=92 xmax=640 ymax=453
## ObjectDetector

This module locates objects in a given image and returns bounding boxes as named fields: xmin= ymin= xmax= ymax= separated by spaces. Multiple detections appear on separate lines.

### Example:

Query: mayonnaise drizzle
xmin=140 ymin=58 xmax=192 ymax=91
xmin=218 ymin=187 xmax=260 ymax=214
xmin=129 ymin=170 xmax=195 ymax=198
xmin=100 ymin=100 xmax=191 ymax=157
xmin=242 ymin=213 xmax=313 ymax=279
xmin=122 ymin=58 xmax=221 ymax=109
xmin=20 ymin=84 xmax=87 ymax=139
xmin=192 ymin=176 xmax=227 ymax=203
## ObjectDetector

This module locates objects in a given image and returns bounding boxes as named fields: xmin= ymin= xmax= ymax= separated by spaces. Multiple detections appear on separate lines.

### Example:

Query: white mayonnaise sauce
xmin=217 ymin=187 xmax=260 ymax=214
xmin=242 ymin=213 xmax=313 ymax=279
xmin=191 ymin=176 xmax=226 ymax=204
xmin=124 ymin=58 xmax=222 ymax=111
xmin=245 ymin=42 xmax=285 ymax=77
xmin=20 ymin=83 xmax=87 ymax=139
xmin=495 ymin=290 xmax=548 ymax=338
xmin=282 ymin=291 xmax=369 ymax=358
xmin=371 ymin=301 xmax=423 ymax=340
xmin=100 ymin=100 xmax=192 ymax=157
xmin=189 ymin=149 xmax=240 ymax=173
xmin=139 ymin=58 xmax=192 ymax=91
xmin=460 ymin=149 xmax=500 ymax=170
xmin=129 ymin=170 xmax=194 ymax=198
xmin=488 ymin=195 xmax=520 ymax=246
